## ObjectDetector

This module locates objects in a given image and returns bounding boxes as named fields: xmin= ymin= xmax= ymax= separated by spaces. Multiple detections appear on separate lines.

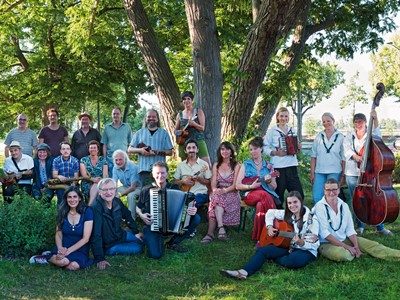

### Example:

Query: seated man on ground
xmin=91 ymin=178 xmax=143 ymax=270
xmin=137 ymin=161 xmax=200 ymax=258
xmin=314 ymin=178 xmax=400 ymax=262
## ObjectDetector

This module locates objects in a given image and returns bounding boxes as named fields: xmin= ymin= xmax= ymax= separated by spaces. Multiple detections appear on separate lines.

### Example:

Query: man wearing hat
xmin=343 ymin=110 xmax=393 ymax=236
xmin=71 ymin=112 xmax=102 ymax=160
xmin=4 ymin=113 xmax=38 ymax=158
xmin=32 ymin=143 xmax=55 ymax=203
xmin=2 ymin=141 xmax=34 ymax=203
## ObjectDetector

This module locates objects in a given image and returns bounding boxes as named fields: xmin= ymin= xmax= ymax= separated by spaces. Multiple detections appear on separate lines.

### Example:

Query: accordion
xmin=150 ymin=188 xmax=195 ymax=234
xmin=279 ymin=135 xmax=299 ymax=155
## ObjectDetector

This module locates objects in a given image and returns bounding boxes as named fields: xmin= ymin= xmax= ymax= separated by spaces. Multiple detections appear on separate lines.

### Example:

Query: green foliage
xmin=0 ymin=191 xmax=56 ymax=258
xmin=393 ymin=153 xmax=400 ymax=184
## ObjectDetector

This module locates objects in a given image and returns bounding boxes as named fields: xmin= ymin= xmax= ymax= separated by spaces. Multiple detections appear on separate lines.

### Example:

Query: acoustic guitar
xmin=176 ymin=114 xmax=197 ymax=146
xmin=0 ymin=169 xmax=33 ymax=187
xmin=259 ymin=219 xmax=295 ymax=248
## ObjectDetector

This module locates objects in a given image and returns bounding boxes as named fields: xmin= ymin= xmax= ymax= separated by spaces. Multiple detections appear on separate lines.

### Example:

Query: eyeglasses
xmin=18 ymin=119 xmax=27 ymax=121
xmin=325 ymin=188 xmax=338 ymax=193
xmin=100 ymin=187 xmax=116 ymax=192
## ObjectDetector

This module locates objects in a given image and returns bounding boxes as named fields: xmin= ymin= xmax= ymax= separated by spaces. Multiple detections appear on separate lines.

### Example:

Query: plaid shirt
xmin=52 ymin=155 xmax=79 ymax=178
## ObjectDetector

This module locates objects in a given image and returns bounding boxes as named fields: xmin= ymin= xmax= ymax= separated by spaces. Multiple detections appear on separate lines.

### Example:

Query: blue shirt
xmin=130 ymin=127 xmax=173 ymax=173
xmin=243 ymin=158 xmax=279 ymax=198
xmin=101 ymin=122 xmax=132 ymax=158
xmin=112 ymin=161 xmax=140 ymax=188
xmin=52 ymin=155 xmax=80 ymax=178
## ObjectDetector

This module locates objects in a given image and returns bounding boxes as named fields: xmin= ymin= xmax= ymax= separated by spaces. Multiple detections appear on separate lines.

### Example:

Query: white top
xmin=263 ymin=125 xmax=298 ymax=168
xmin=311 ymin=130 xmax=344 ymax=174
xmin=265 ymin=206 xmax=320 ymax=256
xmin=3 ymin=154 xmax=34 ymax=185
xmin=343 ymin=127 xmax=381 ymax=176
xmin=313 ymin=197 xmax=356 ymax=243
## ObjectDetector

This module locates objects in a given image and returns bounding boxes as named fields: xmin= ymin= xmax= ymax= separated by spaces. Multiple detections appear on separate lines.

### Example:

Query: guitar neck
xmin=278 ymin=231 xmax=296 ymax=239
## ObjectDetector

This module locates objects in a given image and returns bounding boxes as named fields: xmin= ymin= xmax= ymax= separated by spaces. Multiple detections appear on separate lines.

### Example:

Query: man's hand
xmin=97 ymin=260 xmax=111 ymax=270
xmin=139 ymin=212 xmax=153 ymax=225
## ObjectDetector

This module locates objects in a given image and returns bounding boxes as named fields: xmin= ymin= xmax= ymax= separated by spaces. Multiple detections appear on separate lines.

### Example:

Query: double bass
xmin=352 ymin=83 xmax=399 ymax=225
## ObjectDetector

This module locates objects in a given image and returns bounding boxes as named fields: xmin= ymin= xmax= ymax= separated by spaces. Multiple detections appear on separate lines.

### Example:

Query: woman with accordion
xmin=263 ymin=107 xmax=304 ymax=207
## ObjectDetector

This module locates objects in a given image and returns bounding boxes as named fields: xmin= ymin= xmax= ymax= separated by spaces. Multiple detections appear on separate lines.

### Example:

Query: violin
xmin=352 ymin=83 xmax=399 ymax=225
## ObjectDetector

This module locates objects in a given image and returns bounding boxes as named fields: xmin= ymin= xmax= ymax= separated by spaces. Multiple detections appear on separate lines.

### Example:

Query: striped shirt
xmin=130 ymin=128 xmax=173 ymax=173
xmin=5 ymin=128 xmax=38 ymax=157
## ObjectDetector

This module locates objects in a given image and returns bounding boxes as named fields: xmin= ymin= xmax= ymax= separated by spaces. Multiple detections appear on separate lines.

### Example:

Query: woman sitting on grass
xmin=29 ymin=187 xmax=94 ymax=270
xmin=220 ymin=191 xmax=319 ymax=280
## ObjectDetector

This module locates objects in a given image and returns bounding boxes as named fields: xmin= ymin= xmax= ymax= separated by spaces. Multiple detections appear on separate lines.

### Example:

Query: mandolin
xmin=241 ymin=170 xmax=280 ymax=186
xmin=180 ymin=166 xmax=208 ymax=192
xmin=0 ymin=169 xmax=32 ymax=187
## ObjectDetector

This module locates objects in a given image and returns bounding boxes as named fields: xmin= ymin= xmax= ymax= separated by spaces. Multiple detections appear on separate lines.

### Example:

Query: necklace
xmin=69 ymin=211 xmax=77 ymax=216
xmin=321 ymin=131 xmax=339 ymax=153
xmin=253 ymin=159 xmax=262 ymax=166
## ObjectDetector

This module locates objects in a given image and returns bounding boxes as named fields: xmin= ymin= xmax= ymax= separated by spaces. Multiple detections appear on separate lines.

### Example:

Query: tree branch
xmin=11 ymin=36 xmax=29 ymax=71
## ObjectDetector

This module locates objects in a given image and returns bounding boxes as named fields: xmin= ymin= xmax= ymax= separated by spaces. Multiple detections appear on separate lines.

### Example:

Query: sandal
xmin=200 ymin=234 xmax=214 ymax=244
xmin=217 ymin=226 xmax=228 ymax=240
xmin=220 ymin=269 xmax=247 ymax=280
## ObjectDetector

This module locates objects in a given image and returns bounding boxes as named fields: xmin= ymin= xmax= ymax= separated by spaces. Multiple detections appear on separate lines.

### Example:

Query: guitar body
xmin=259 ymin=219 xmax=295 ymax=248
xmin=176 ymin=130 xmax=189 ymax=146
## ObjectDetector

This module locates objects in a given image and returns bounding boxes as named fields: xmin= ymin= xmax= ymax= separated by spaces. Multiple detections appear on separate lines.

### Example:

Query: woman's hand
xmin=267 ymin=226 xmax=278 ymax=237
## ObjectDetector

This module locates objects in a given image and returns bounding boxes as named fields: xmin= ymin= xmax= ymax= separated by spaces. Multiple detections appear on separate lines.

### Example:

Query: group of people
xmin=2 ymin=92 xmax=398 ymax=274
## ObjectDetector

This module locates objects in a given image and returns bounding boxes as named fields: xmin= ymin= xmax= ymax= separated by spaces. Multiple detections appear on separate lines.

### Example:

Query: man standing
xmin=52 ymin=141 xmax=79 ymax=205
xmin=112 ymin=150 xmax=140 ymax=219
xmin=71 ymin=112 xmax=102 ymax=160
xmin=314 ymin=178 xmax=400 ymax=262
xmin=101 ymin=107 xmax=132 ymax=174
xmin=174 ymin=139 xmax=211 ymax=209
xmin=128 ymin=109 xmax=173 ymax=186
xmin=38 ymin=108 xmax=69 ymax=157
xmin=137 ymin=161 xmax=200 ymax=258
xmin=4 ymin=114 xmax=38 ymax=157
xmin=91 ymin=178 xmax=143 ymax=270
xmin=2 ymin=141 xmax=34 ymax=202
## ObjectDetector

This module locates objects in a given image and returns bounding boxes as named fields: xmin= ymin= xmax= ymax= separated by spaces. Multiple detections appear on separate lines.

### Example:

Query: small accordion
xmin=279 ymin=135 xmax=299 ymax=155
xmin=150 ymin=188 xmax=195 ymax=234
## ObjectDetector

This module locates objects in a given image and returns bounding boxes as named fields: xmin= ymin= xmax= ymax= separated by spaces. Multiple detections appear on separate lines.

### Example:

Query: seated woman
xmin=235 ymin=136 xmax=278 ymax=245
xmin=29 ymin=187 xmax=94 ymax=270
xmin=220 ymin=191 xmax=319 ymax=279
xmin=80 ymin=140 xmax=109 ymax=205
xmin=32 ymin=143 xmax=55 ymax=205
xmin=200 ymin=141 xmax=241 ymax=243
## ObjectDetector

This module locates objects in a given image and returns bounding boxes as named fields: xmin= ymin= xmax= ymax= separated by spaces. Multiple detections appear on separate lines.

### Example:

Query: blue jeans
xmin=106 ymin=231 xmax=143 ymax=256
xmin=313 ymin=172 xmax=341 ymax=203
xmin=346 ymin=175 xmax=384 ymax=231
xmin=194 ymin=193 xmax=209 ymax=208
xmin=106 ymin=157 xmax=114 ymax=176
xmin=143 ymin=214 xmax=201 ymax=259
xmin=243 ymin=245 xmax=316 ymax=276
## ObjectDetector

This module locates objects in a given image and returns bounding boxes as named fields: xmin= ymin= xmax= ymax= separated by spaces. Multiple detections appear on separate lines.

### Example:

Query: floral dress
xmin=80 ymin=156 xmax=107 ymax=198
xmin=209 ymin=171 xmax=241 ymax=226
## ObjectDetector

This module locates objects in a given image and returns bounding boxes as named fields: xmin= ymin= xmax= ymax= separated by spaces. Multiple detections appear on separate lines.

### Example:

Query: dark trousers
xmin=275 ymin=166 xmax=304 ymax=207
xmin=143 ymin=214 xmax=201 ymax=259
xmin=243 ymin=245 xmax=316 ymax=276
xmin=2 ymin=184 xmax=32 ymax=203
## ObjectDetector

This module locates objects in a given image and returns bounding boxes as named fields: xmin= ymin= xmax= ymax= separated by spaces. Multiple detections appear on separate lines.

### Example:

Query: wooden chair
xmin=237 ymin=200 xmax=252 ymax=232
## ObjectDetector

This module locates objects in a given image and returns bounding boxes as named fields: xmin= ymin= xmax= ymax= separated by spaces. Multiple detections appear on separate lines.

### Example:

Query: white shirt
xmin=263 ymin=125 xmax=299 ymax=168
xmin=343 ymin=127 xmax=381 ymax=176
xmin=3 ymin=154 xmax=34 ymax=185
xmin=311 ymin=130 xmax=344 ymax=174
xmin=265 ymin=207 xmax=320 ymax=256
xmin=313 ymin=197 xmax=356 ymax=243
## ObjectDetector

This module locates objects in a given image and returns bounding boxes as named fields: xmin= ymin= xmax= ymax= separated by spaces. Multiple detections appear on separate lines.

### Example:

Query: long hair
xmin=284 ymin=191 xmax=306 ymax=232
xmin=56 ymin=186 xmax=87 ymax=230
xmin=216 ymin=141 xmax=238 ymax=171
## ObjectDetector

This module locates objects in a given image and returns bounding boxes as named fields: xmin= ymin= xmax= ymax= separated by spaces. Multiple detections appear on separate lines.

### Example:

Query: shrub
xmin=393 ymin=153 xmax=400 ymax=183
xmin=0 ymin=191 xmax=56 ymax=258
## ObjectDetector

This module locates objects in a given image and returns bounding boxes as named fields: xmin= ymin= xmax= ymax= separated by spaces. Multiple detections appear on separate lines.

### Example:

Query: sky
xmin=306 ymin=15 xmax=400 ymax=124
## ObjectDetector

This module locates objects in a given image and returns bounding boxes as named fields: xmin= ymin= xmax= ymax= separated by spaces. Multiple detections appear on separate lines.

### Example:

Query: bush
xmin=393 ymin=153 xmax=400 ymax=183
xmin=0 ymin=191 xmax=56 ymax=258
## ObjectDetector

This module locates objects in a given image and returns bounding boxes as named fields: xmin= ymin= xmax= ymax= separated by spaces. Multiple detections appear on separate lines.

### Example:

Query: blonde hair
xmin=322 ymin=112 xmax=335 ymax=123
xmin=275 ymin=107 xmax=289 ymax=124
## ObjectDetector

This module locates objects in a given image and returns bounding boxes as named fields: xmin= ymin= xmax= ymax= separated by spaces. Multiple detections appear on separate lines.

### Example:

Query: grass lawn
xmin=1 ymin=203 xmax=400 ymax=299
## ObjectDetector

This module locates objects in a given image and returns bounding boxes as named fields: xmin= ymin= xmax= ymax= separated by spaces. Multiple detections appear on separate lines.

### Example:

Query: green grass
xmin=1 ymin=211 xmax=400 ymax=299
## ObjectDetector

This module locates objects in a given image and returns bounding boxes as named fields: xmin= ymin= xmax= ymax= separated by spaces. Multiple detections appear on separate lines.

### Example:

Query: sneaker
xmin=166 ymin=243 xmax=189 ymax=253
xmin=41 ymin=250 xmax=51 ymax=256
xmin=375 ymin=229 xmax=393 ymax=236
xmin=189 ymin=229 xmax=197 ymax=238
xmin=29 ymin=255 xmax=48 ymax=264
xmin=355 ymin=227 xmax=364 ymax=235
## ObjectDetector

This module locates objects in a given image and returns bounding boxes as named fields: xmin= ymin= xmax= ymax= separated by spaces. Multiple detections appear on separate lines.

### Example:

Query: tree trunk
xmin=123 ymin=0 xmax=181 ymax=138
xmin=222 ymin=0 xmax=308 ymax=145
xmin=185 ymin=0 xmax=223 ymax=163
